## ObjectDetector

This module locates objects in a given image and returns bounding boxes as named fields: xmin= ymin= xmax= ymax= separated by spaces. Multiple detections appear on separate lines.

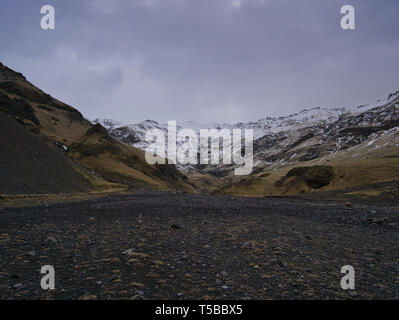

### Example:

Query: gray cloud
xmin=0 ymin=0 xmax=398 ymax=123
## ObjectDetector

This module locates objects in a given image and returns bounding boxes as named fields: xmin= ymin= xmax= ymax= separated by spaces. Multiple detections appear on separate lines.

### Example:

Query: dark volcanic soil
xmin=0 ymin=112 xmax=91 ymax=194
xmin=0 ymin=192 xmax=398 ymax=300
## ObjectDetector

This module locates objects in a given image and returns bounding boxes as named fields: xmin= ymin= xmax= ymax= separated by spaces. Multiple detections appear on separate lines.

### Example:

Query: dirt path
xmin=0 ymin=192 xmax=398 ymax=299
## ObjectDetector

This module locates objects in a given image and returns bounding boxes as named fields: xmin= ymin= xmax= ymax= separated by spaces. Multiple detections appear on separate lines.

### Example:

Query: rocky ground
xmin=0 ymin=191 xmax=398 ymax=300
xmin=0 ymin=112 xmax=92 ymax=195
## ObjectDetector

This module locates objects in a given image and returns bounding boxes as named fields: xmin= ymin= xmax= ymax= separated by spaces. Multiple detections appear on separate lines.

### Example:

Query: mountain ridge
xmin=1 ymin=61 xmax=398 ymax=198
xmin=94 ymin=89 xmax=399 ymax=168
xmin=94 ymin=89 xmax=399 ymax=196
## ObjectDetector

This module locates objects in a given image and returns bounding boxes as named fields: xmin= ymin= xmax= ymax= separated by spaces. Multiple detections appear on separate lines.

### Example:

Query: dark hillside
xmin=0 ymin=112 xmax=91 ymax=194
xmin=0 ymin=62 xmax=196 ymax=194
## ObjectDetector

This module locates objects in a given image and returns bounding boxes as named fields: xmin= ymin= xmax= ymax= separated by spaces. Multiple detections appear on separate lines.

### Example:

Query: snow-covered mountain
xmin=93 ymin=90 xmax=399 ymax=174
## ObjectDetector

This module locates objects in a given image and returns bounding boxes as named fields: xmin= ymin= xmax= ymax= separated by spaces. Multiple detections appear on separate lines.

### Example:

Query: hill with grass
xmin=0 ymin=62 xmax=196 ymax=195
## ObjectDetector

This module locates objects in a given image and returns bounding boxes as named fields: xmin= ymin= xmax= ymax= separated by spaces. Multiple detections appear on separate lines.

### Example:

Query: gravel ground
xmin=0 ymin=191 xmax=398 ymax=300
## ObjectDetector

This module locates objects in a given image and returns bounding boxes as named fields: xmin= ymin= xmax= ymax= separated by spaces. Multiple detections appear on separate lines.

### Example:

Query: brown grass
xmin=216 ymin=155 xmax=399 ymax=197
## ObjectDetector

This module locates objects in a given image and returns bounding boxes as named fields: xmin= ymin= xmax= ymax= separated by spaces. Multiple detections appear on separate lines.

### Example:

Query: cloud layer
xmin=0 ymin=0 xmax=398 ymax=123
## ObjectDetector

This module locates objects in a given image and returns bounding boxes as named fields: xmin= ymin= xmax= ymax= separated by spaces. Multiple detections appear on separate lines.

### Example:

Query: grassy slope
xmin=216 ymin=147 xmax=399 ymax=197
xmin=67 ymin=127 xmax=197 ymax=192
xmin=0 ymin=112 xmax=95 ymax=194
xmin=0 ymin=62 xmax=196 ymax=194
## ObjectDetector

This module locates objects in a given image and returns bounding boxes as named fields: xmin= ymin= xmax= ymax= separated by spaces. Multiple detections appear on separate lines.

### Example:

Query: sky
xmin=0 ymin=0 xmax=398 ymax=123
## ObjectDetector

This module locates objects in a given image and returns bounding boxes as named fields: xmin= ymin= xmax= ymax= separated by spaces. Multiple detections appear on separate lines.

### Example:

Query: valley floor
xmin=0 ymin=192 xmax=398 ymax=299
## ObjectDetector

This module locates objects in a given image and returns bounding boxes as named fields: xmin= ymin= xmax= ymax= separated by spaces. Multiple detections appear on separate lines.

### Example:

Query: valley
xmin=0 ymin=62 xmax=398 ymax=301
xmin=95 ymin=90 xmax=399 ymax=199
xmin=1 ymin=0 xmax=399 ymax=304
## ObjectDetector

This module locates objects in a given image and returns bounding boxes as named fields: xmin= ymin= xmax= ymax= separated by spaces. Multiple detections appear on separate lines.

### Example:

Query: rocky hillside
xmin=218 ymin=94 xmax=399 ymax=197
xmin=0 ymin=62 xmax=196 ymax=195
xmin=96 ymin=92 xmax=399 ymax=171
xmin=95 ymin=90 xmax=399 ymax=196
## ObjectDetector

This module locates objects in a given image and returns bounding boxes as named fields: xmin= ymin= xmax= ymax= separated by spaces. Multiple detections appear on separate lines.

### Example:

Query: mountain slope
xmin=95 ymin=90 xmax=399 ymax=196
xmin=0 ymin=112 xmax=93 ymax=194
xmin=217 ymin=95 xmax=399 ymax=197
xmin=95 ymin=93 xmax=398 ymax=173
xmin=0 ymin=62 xmax=196 ymax=195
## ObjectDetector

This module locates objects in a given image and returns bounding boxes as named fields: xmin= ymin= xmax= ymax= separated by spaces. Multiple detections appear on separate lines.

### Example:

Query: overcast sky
xmin=0 ymin=0 xmax=398 ymax=123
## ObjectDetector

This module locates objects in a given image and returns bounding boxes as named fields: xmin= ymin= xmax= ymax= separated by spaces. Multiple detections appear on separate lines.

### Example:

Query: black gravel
xmin=0 ymin=192 xmax=398 ymax=300
xmin=0 ymin=112 xmax=91 ymax=194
